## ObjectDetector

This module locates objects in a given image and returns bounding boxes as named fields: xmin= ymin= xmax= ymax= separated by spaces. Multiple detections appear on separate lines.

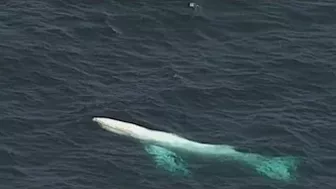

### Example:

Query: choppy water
xmin=1 ymin=0 xmax=335 ymax=189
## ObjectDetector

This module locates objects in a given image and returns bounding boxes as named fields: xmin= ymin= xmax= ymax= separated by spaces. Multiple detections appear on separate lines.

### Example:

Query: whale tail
xmin=254 ymin=156 xmax=299 ymax=181
xmin=232 ymin=152 xmax=300 ymax=181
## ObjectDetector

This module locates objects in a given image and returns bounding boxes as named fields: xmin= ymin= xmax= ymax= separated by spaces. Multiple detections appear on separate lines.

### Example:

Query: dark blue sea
xmin=1 ymin=0 xmax=335 ymax=188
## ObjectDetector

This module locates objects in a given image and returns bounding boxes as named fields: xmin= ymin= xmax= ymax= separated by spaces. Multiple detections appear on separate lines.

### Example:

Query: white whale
xmin=92 ymin=117 xmax=237 ymax=157
xmin=92 ymin=117 xmax=299 ymax=181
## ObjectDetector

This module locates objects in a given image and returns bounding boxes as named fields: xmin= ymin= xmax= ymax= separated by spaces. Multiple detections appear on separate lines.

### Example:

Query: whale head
xmin=92 ymin=117 xmax=151 ymax=140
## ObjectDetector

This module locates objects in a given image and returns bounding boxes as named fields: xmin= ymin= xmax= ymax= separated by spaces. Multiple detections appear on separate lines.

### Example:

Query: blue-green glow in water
xmin=144 ymin=145 xmax=191 ymax=176
xmin=144 ymin=145 xmax=299 ymax=182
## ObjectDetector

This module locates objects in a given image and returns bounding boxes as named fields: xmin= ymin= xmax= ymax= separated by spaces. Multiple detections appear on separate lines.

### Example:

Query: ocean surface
xmin=1 ymin=0 xmax=335 ymax=188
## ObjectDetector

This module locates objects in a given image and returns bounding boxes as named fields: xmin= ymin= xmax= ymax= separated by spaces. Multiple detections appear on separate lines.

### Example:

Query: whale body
xmin=92 ymin=117 xmax=237 ymax=158
xmin=92 ymin=117 xmax=299 ymax=182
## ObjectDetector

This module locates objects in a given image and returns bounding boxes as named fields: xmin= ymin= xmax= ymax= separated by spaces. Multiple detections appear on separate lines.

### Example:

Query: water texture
xmin=0 ymin=0 xmax=335 ymax=189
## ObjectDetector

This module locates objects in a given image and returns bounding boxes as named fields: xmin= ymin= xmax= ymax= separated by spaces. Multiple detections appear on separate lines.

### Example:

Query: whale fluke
xmin=229 ymin=152 xmax=299 ymax=181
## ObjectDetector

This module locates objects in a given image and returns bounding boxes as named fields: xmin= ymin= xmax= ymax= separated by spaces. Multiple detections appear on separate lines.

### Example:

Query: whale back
xmin=140 ymin=129 xmax=238 ymax=159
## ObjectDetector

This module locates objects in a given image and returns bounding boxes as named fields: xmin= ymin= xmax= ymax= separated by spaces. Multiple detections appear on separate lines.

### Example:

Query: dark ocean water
xmin=1 ymin=0 xmax=335 ymax=188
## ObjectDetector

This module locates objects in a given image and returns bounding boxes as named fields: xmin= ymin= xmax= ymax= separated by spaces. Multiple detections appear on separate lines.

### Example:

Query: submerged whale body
xmin=92 ymin=117 xmax=300 ymax=182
